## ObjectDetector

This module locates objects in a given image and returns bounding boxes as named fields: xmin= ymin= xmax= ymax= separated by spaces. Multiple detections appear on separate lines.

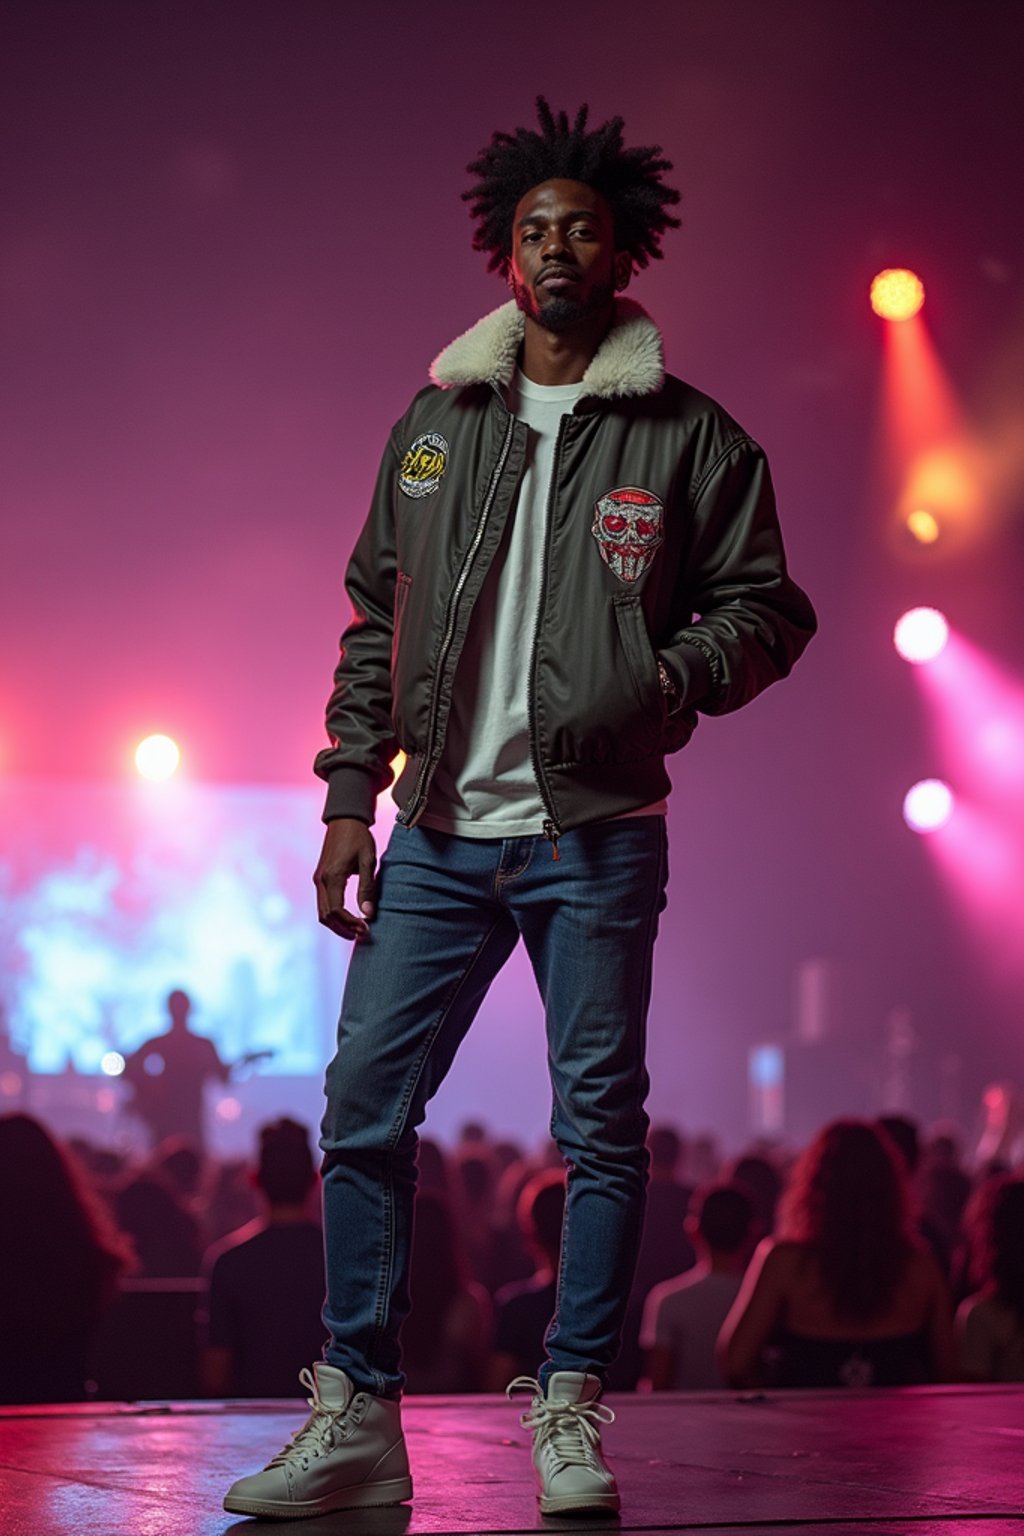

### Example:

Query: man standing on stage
xmin=123 ymin=988 xmax=229 ymax=1154
xmin=225 ymin=99 xmax=815 ymax=1521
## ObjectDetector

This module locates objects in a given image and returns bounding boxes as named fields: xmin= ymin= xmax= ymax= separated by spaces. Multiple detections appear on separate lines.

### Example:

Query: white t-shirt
xmin=639 ymin=1266 xmax=744 ymax=1389
xmin=421 ymin=370 xmax=666 ymax=837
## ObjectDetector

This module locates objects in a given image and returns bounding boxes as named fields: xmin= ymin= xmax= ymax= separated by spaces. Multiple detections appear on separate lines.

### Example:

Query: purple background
xmin=3 ymin=0 xmax=1023 ymax=1145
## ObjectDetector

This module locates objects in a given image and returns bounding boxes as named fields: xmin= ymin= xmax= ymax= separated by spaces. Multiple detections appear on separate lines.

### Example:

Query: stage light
xmin=0 ymin=1072 xmax=22 ymax=1098
xmin=871 ymin=268 xmax=925 ymax=321
xmin=903 ymin=779 xmax=954 ymax=833
xmin=906 ymin=508 xmax=941 ymax=544
xmin=135 ymin=733 xmax=180 ymax=780
xmin=750 ymin=1044 xmax=784 ymax=1086
xmin=100 ymin=1051 xmax=125 ymax=1076
xmin=215 ymin=1095 xmax=242 ymax=1121
xmin=96 ymin=1087 xmax=117 ymax=1113
xmin=894 ymin=607 xmax=949 ymax=664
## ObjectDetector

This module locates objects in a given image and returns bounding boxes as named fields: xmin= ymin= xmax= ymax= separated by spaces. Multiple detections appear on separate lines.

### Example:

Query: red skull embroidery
xmin=592 ymin=487 xmax=664 ymax=584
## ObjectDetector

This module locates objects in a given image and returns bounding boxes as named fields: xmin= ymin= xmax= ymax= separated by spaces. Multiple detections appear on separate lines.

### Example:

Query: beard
xmin=509 ymin=274 xmax=616 ymax=333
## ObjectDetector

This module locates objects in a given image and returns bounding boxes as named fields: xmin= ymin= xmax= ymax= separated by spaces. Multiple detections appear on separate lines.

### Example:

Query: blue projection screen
xmin=0 ymin=779 xmax=354 ymax=1076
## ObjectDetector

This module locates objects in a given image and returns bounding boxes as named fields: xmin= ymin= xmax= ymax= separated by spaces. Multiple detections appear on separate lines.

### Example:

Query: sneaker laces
xmin=506 ymin=1376 xmax=615 ymax=1475
xmin=267 ymin=1367 xmax=352 ymax=1471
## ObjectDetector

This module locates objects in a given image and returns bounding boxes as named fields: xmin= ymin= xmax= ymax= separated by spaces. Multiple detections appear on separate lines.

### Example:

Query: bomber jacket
xmin=314 ymin=298 xmax=817 ymax=841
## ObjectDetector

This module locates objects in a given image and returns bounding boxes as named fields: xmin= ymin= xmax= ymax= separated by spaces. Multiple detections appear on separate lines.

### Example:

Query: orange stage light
xmin=870 ymin=268 xmax=925 ymax=321
xmin=898 ymin=442 xmax=986 ymax=540
xmin=878 ymin=313 xmax=962 ymax=470
xmin=906 ymin=508 xmax=941 ymax=544
xmin=871 ymin=299 xmax=990 ymax=555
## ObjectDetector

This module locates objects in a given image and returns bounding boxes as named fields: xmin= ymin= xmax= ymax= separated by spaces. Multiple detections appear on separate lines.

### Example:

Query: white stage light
xmin=894 ymin=607 xmax=949 ymax=664
xmin=135 ymin=734 xmax=181 ymax=780
xmin=903 ymin=779 xmax=954 ymax=833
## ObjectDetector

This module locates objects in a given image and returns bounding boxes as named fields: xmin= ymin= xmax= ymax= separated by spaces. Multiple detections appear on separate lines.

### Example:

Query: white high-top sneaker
xmin=223 ymin=1363 xmax=412 ymax=1520
xmin=508 ymin=1371 xmax=620 ymax=1516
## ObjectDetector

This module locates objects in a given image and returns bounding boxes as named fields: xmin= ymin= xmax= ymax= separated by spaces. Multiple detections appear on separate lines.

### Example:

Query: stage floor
xmin=2 ymin=1385 xmax=1023 ymax=1535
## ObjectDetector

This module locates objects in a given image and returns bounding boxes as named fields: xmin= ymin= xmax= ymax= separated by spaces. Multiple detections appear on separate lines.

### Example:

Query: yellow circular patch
xmin=399 ymin=432 xmax=449 ymax=498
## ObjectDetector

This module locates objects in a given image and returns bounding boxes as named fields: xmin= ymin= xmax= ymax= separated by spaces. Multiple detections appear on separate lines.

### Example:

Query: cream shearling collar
xmin=429 ymin=297 xmax=664 ymax=401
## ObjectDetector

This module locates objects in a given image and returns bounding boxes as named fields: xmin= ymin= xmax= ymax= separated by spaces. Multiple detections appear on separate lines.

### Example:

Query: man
xmin=122 ymin=988 xmax=229 ymax=1153
xmin=225 ymin=98 xmax=815 ymax=1521
xmin=201 ymin=1118 xmax=325 ymax=1398
xmin=641 ymin=1180 xmax=758 ymax=1390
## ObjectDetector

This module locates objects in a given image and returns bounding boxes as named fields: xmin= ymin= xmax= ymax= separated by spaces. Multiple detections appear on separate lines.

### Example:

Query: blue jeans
xmin=319 ymin=816 xmax=669 ymax=1397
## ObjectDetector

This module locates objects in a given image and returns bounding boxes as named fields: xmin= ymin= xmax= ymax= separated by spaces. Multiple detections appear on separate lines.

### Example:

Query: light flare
xmin=920 ymin=799 xmax=1024 ymax=980
xmin=906 ymin=508 xmax=940 ymax=544
xmin=908 ymin=634 xmax=1024 ymax=981
xmin=872 ymin=304 xmax=991 ymax=559
xmin=897 ymin=441 xmax=988 ymax=547
xmin=870 ymin=268 xmax=925 ymax=321
xmin=135 ymin=733 xmax=181 ymax=781
xmin=903 ymin=779 xmax=954 ymax=833
xmin=913 ymin=632 xmax=1024 ymax=800
xmin=894 ymin=607 xmax=949 ymax=665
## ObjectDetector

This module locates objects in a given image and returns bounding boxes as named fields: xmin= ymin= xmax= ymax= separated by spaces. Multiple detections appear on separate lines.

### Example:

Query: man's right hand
xmin=313 ymin=818 xmax=378 ymax=940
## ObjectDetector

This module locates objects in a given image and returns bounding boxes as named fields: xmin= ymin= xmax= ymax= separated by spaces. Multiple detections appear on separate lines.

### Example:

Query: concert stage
xmin=2 ymin=1385 xmax=1022 ymax=1535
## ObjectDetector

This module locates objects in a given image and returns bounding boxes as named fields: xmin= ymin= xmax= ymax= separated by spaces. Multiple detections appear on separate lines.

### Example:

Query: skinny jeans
xmin=319 ymin=815 xmax=668 ymax=1397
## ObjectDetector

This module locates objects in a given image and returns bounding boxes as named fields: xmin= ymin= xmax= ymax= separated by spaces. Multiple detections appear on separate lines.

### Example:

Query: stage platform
xmin=2 ymin=1385 xmax=1022 ymax=1535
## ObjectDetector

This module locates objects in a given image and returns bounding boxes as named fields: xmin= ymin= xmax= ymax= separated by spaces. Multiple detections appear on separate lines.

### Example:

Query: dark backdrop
xmin=3 ymin=0 xmax=1023 ymax=1144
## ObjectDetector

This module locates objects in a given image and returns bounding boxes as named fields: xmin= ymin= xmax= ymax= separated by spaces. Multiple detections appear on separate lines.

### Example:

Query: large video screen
xmin=0 ymin=779 xmax=358 ymax=1076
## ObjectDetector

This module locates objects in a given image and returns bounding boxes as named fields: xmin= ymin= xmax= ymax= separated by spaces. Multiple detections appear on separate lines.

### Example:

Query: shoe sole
xmin=223 ymin=1476 xmax=413 ymax=1519
xmin=538 ymin=1491 xmax=621 ymax=1516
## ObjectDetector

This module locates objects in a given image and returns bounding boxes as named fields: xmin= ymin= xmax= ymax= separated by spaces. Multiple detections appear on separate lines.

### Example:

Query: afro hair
xmin=464 ymin=97 xmax=681 ymax=276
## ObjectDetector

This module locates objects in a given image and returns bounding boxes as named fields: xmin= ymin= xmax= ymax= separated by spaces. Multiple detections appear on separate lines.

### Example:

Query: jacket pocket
xmin=613 ymin=595 xmax=665 ymax=728
xmin=391 ymin=571 xmax=412 ymax=672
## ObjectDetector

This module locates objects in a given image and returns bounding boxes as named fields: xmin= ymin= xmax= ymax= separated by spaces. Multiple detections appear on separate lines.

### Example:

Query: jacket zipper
xmin=399 ymin=410 xmax=517 ymax=826
xmin=529 ymin=416 xmax=568 ymax=860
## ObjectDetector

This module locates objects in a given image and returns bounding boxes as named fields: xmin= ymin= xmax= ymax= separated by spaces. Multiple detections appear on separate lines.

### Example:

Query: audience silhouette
xmin=403 ymin=1189 xmax=491 ymax=1392
xmin=487 ymin=1168 xmax=566 ymax=1390
xmin=4 ymin=1102 xmax=1008 ymax=1401
xmin=877 ymin=1113 xmax=953 ymax=1276
xmin=201 ymin=1117 xmax=325 ymax=1397
xmin=610 ymin=1123 xmax=696 ymax=1388
xmin=114 ymin=1170 xmax=203 ymax=1277
xmin=719 ymin=1119 xmax=957 ymax=1388
xmin=0 ymin=1113 xmax=132 ymax=1403
xmin=642 ymin=1181 xmax=757 ymax=1389
xmin=957 ymin=1174 xmax=1024 ymax=1381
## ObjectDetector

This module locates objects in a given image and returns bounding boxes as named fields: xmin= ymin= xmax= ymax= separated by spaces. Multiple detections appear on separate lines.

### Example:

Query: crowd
xmin=1 ymin=1108 xmax=1023 ymax=1404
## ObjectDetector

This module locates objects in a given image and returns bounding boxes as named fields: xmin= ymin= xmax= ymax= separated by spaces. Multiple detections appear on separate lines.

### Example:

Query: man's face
xmin=508 ymin=178 xmax=630 ymax=333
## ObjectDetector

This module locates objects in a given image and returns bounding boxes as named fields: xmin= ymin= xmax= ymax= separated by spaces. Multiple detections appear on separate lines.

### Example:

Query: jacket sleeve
xmin=312 ymin=430 xmax=403 ymax=824
xmin=659 ymin=437 xmax=816 ymax=715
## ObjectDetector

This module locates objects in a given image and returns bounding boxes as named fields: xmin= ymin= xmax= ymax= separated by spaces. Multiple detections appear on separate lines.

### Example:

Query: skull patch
xmin=592 ymin=487 xmax=664 ymax=584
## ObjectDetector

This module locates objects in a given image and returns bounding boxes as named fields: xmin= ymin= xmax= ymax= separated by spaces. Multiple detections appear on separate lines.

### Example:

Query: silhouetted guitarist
xmin=122 ymin=988 xmax=231 ymax=1153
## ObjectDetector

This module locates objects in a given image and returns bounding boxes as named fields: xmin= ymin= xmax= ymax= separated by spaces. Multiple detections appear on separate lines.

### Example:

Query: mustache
xmin=537 ymin=265 xmax=581 ymax=286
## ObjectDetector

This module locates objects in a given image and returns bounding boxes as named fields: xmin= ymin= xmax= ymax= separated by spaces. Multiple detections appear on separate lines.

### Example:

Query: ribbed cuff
xmin=666 ymin=642 xmax=715 ymax=709
xmin=321 ymin=766 xmax=378 ymax=826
